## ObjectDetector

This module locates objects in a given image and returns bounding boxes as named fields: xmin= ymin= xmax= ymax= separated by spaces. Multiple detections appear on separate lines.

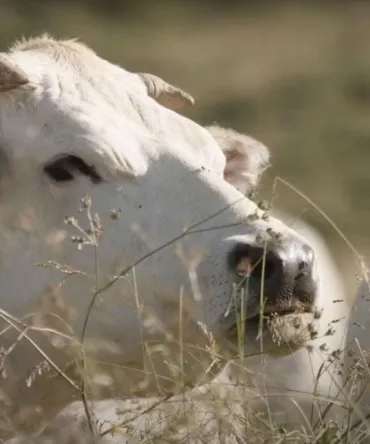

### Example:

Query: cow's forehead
xmin=3 ymin=36 xmax=225 ymax=175
xmin=10 ymin=35 xmax=146 ymax=94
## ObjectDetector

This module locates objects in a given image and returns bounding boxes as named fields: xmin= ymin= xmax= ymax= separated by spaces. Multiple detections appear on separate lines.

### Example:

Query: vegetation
xmin=0 ymin=1 xmax=368 ymax=295
xmin=1 ymin=1 xmax=370 ymax=443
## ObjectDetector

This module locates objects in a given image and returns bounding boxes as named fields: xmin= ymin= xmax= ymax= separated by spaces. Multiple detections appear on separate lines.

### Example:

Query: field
xmin=1 ymin=1 xmax=370 ymax=442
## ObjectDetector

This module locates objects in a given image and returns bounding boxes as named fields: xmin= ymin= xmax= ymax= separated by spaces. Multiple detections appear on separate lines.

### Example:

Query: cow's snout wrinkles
xmin=227 ymin=238 xmax=317 ymax=317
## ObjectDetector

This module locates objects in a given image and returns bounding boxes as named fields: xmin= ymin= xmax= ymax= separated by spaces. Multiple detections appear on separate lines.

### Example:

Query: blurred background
xmin=1 ymin=0 xmax=369 ymax=295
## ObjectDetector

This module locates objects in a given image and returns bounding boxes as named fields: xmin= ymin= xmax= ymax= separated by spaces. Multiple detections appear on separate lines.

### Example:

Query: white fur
xmin=0 ymin=35 xmax=348 ymax=440
xmin=5 ymin=215 xmax=349 ymax=442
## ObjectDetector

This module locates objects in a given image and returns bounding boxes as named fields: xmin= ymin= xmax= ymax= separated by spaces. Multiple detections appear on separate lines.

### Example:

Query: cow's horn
xmin=139 ymin=73 xmax=194 ymax=109
xmin=0 ymin=55 xmax=29 ymax=92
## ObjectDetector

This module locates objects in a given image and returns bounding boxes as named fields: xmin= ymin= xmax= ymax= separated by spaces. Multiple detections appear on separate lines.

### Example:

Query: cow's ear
xmin=0 ymin=55 xmax=29 ymax=92
xmin=206 ymin=125 xmax=271 ymax=196
xmin=138 ymin=73 xmax=194 ymax=109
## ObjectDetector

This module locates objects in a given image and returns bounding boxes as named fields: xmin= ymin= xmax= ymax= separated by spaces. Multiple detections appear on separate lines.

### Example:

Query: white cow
xmin=5 ymin=126 xmax=350 ymax=444
xmin=0 ymin=35 xmax=347 ymax=439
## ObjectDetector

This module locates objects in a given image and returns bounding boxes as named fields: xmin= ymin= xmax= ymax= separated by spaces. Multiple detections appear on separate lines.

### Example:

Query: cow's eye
xmin=44 ymin=155 xmax=102 ymax=184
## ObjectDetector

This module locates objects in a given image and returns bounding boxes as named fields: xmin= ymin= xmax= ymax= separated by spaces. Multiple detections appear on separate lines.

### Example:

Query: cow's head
xmin=0 ymin=36 xmax=319 ymax=404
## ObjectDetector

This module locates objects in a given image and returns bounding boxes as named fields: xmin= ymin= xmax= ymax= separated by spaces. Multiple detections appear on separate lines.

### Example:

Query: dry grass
xmin=1 ymin=1 xmax=370 ymax=442
xmin=0 ymin=183 xmax=369 ymax=444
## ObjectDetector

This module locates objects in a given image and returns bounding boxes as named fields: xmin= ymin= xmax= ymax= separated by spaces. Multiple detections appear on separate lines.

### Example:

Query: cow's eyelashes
xmin=44 ymin=155 xmax=102 ymax=184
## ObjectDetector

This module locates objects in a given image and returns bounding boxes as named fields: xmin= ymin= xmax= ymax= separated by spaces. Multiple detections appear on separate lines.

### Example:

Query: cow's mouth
xmin=227 ymin=303 xmax=313 ymax=326
xmin=249 ymin=304 xmax=313 ymax=322
xmin=225 ymin=302 xmax=316 ymax=346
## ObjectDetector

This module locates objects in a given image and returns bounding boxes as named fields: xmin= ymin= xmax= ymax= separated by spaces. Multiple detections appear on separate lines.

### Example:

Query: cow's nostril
xmin=248 ymin=256 xmax=278 ymax=283
xmin=230 ymin=245 xmax=281 ymax=284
